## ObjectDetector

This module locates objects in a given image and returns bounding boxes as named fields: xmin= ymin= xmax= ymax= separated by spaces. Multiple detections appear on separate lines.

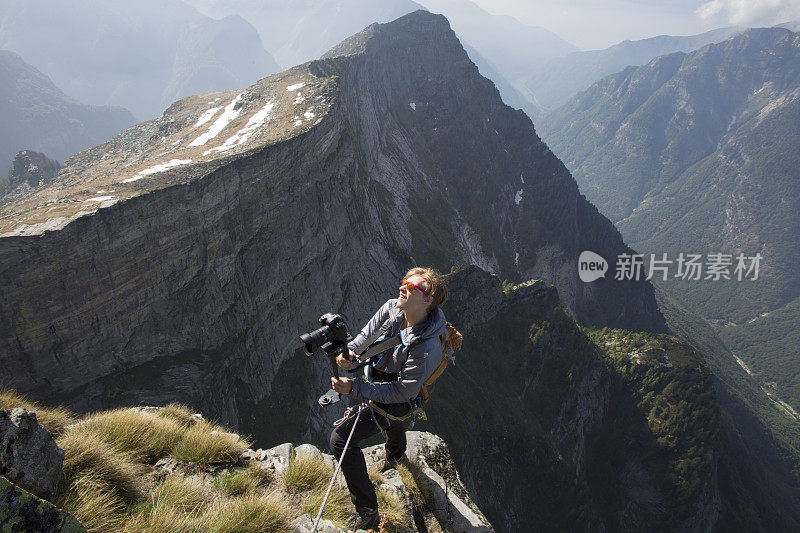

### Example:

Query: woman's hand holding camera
xmin=336 ymin=350 xmax=356 ymax=371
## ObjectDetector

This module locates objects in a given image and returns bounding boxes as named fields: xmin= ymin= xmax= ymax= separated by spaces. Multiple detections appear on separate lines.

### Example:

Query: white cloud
xmin=696 ymin=0 xmax=800 ymax=26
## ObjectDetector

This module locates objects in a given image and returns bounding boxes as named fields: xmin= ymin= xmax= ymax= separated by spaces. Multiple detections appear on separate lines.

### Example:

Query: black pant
xmin=329 ymin=402 xmax=408 ymax=511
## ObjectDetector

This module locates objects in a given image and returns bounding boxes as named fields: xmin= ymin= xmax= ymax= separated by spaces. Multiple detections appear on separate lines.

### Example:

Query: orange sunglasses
xmin=400 ymin=279 xmax=430 ymax=296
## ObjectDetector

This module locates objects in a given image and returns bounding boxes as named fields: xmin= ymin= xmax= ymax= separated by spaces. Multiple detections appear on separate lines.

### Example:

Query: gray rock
xmin=367 ymin=431 xmax=493 ymax=532
xmin=0 ymin=475 xmax=85 ymax=532
xmin=294 ymin=513 xmax=344 ymax=533
xmin=261 ymin=443 xmax=294 ymax=474
xmin=0 ymin=408 xmax=65 ymax=501
xmin=154 ymin=457 xmax=178 ymax=473
xmin=294 ymin=443 xmax=322 ymax=460
xmin=405 ymin=432 xmax=493 ymax=532
xmin=422 ymin=463 xmax=492 ymax=533
xmin=6 ymin=150 xmax=62 ymax=190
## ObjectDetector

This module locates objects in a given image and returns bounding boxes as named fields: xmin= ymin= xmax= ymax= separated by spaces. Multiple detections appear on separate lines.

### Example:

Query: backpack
xmin=417 ymin=322 xmax=463 ymax=406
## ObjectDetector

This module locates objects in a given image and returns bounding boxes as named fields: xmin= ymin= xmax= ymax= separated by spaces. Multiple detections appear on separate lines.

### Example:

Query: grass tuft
xmin=202 ymin=492 xmax=293 ymax=533
xmin=302 ymin=485 xmax=351 ymax=526
xmin=369 ymin=468 xmax=385 ymax=486
xmin=61 ymin=474 xmax=127 ymax=533
xmin=171 ymin=421 xmax=251 ymax=465
xmin=282 ymin=453 xmax=331 ymax=492
xmin=0 ymin=388 xmax=75 ymax=437
xmin=157 ymin=403 xmax=199 ymax=427
xmin=397 ymin=462 xmax=432 ymax=511
xmin=123 ymin=504 xmax=199 ymax=533
xmin=58 ymin=428 xmax=144 ymax=503
xmin=377 ymin=487 xmax=414 ymax=533
xmin=213 ymin=464 xmax=270 ymax=496
xmin=151 ymin=474 xmax=211 ymax=512
xmin=81 ymin=408 xmax=186 ymax=461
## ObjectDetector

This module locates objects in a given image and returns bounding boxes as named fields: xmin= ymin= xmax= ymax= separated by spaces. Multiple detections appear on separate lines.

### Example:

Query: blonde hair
xmin=403 ymin=267 xmax=448 ymax=311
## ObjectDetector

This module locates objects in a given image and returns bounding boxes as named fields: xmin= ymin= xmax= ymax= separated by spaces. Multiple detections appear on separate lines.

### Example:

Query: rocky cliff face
xmin=425 ymin=266 xmax=720 ymax=531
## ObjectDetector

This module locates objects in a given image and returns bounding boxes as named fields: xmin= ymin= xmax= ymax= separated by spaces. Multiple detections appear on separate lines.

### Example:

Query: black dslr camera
xmin=299 ymin=313 xmax=353 ymax=406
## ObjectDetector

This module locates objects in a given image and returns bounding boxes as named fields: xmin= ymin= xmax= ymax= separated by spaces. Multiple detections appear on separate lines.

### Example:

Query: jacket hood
xmin=397 ymin=303 xmax=446 ymax=346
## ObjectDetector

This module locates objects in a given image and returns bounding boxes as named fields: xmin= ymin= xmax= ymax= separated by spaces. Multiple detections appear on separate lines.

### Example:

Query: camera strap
xmin=353 ymin=318 xmax=401 ymax=364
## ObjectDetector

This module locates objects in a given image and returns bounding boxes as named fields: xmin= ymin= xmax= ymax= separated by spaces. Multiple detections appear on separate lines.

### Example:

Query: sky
xmin=469 ymin=0 xmax=800 ymax=49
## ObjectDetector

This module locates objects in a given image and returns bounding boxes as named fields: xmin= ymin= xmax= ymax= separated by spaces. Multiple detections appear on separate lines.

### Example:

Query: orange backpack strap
xmin=423 ymin=323 xmax=463 ymax=387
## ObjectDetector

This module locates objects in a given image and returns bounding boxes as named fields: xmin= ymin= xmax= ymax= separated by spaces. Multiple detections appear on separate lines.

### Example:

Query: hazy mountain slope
xmin=0 ymin=50 xmax=134 ymax=180
xmin=716 ymin=295 xmax=800 ymax=413
xmin=461 ymin=42 xmax=543 ymax=120
xmin=419 ymin=0 xmax=576 ymax=115
xmin=0 ymin=0 xmax=280 ymax=120
xmin=777 ymin=20 xmax=800 ymax=32
xmin=528 ymin=27 xmax=737 ymax=112
xmin=186 ymin=0 xmax=425 ymax=68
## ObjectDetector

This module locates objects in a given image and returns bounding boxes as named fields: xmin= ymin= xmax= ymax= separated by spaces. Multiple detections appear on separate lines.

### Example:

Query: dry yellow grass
xmin=58 ymin=429 xmax=144 ymax=503
xmin=301 ymin=485 xmax=352 ymax=527
xmin=79 ymin=408 xmax=187 ymax=461
xmin=377 ymin=487 xmax=415 ymax=533
xmin=282 ymin=453 xmax=331 ymax=492
xmin=0 ymin=388 xmax=75 ymax=437
xmin=123 ymin=503 xmax=200 ymax=533
xmin=369 ymin=467 xmax=386 ymax=486
xmin=202 ymin=492 xmax=293 ymax=533
xmin=61 ymin=474 xmax=127 ymax=533
xmin=213 ymin=463 xmax=270 ymax=496
xmin=397 ymin=462 xmax=432 ymax=511
xmin=157 ymin=403 xmax=198 ymax=427
xmin=151 ymin=474 xmax=211 ymax=512
xmin=171 ymin=421 xmax=251 ymax=465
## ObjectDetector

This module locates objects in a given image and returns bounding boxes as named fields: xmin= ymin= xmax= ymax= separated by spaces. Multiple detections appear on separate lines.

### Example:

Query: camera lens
xmin=299 ymin=325 xmax=333 ymax=355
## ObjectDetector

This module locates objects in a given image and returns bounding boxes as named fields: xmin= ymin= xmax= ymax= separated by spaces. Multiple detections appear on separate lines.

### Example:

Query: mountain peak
xmin=320 ymin=9 xmax=459 ymax=63
xmin=320 ymin=10 xmax=454 ymax=60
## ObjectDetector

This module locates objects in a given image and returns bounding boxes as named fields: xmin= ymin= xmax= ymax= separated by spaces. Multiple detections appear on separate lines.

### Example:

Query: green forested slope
xmin=654 ymin=283 xmax=800 ymax=531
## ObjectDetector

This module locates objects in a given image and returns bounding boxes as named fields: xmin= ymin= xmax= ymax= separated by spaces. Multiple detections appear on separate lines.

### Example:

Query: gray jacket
xmin=348 ymin=299 xmax=446 ymax=404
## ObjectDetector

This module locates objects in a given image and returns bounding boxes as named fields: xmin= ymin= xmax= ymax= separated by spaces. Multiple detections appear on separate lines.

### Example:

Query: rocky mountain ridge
xmin=0 ymin=10 xmax=665 ymax=419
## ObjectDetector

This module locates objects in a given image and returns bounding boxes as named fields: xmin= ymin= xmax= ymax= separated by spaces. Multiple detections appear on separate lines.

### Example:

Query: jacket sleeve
xmin=351 ymin=338 xmax=440 ymax=404
xmin=347 ymin=299 xmax=394 ymax=353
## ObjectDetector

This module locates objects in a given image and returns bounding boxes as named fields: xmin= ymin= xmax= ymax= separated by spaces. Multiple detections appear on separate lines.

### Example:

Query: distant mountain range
xmin=185 ymin=0 xmax=571 ymax=119
xmin=540 ymin=27 xmax=800 ymax=322
xmin=527 ymin=27 xmax=739 ymax=112
xmin=540 ymin=27 xmax=800 ymax=426
xmin=0 ymin=0 xmax=280 ymax=120
xmin=0 ymin=50 xmax=134 ymax=181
